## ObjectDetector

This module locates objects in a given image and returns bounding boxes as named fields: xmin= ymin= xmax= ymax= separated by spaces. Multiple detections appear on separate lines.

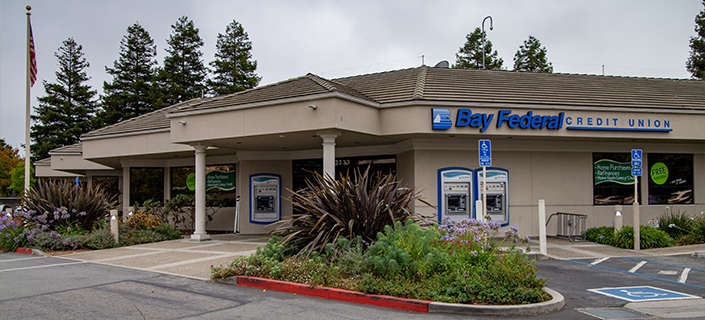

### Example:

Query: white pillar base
xmin=190 ymin=233 xmax=211 ymax=241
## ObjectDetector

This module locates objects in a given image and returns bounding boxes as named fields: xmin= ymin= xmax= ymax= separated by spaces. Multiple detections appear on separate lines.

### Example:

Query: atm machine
xmin=475 ymin=168 xmax=509 ymax=226
xmin=250 ymin=174 xmax=281 ymax=224
xmin=437 ymin=168 xmax=474 ymax=222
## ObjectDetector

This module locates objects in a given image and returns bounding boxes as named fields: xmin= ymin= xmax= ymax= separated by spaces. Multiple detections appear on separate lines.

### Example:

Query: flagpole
xmin=25 ymin=6 xmax=32 ymax=194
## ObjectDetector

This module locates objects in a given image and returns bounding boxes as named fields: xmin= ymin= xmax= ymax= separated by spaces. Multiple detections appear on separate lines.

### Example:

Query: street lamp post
xmin=482 ymin=16 xmax=493 ymax=70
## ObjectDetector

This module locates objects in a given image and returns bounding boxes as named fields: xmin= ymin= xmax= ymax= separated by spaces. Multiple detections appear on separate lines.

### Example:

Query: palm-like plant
xmin=269 ymin=166 xmax=431 ymax=256
xmin=21 ymin=179 xmax=119 ymax=229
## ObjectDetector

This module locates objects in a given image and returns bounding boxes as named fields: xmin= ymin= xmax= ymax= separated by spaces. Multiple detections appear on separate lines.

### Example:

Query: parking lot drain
xmin=578 ymin=308 xmax=652 ymax=319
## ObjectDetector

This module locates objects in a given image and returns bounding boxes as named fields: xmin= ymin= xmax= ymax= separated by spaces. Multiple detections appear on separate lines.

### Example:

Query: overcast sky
xmin=1 ymin=0 xmax=703 ymax=151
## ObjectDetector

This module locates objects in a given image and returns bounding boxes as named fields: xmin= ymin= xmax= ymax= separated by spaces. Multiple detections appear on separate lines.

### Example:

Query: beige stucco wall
xmin=380 ymin=104 xmax=705 ymax=141
xmin=409 ymin=138 xmax=704 ymax=237
xmin=236 ymin=159 xmax=293 ymax=235
xmin=170 ymin=97 xmax=381 ymax=144
xmin=82 ymin=131 xmax=192 ymax=160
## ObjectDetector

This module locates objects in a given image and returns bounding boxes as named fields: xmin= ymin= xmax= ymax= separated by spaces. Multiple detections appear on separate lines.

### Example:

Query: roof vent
xmin=434 ymin=60 xmax=450 ymax=68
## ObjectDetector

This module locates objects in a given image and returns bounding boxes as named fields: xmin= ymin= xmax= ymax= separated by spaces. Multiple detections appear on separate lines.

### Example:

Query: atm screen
xmin=256 ymin=196 xmax=274 ymax=213
xmin=486 ymin=194 xmax=503 ymax=213
xmin=447 ymin=194 xmax=467 ymax=213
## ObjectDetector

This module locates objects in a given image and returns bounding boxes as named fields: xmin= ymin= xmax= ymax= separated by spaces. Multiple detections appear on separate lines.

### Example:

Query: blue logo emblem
xmin=432 ymin=108 xmax=452 ymax=130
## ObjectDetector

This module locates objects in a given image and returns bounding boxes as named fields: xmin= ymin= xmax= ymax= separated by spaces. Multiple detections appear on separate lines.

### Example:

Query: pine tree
xmin=30 ymin=38 xmax=98 ymax=161
xmin=208 ymin=20 xmax=261 ymax=95
xmin=453 ymin=27 xmax=504 ymax=70
xmin=159 ymin=16 xmax=208 ymax=105
xmin=513 ymin=36 xmax=553 ymax=73
xmin=686 ymin=1 xmax=705 ymax=80
xmin=100 ymin=23 xmax=163 ymax=126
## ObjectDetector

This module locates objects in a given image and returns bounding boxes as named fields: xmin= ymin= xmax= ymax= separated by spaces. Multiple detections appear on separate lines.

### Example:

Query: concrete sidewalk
xmin=52 ymin=234 xmax=705 ymax=281
xmin=530 ymin=236 xmax=705 ymax=260
xmin=58 ymin=234 xmax=269 ymax=280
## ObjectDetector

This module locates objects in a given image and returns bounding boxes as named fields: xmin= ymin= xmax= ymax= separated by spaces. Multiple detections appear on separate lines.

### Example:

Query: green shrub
xmin=584 ymin=226 xmax=616 ymax=246
xmin=161 ymin=194 xmax=225 ymax=233
xmin=154 ymin=224 xmax=182 ymax=240
xmin=21 ymin=180 xmax=118 ymax=230
xmin=81 ymin=228 xmax=118 ymax=250
xmin=658 ymin=210 xmax=705 ymax=245
xmin=366 ymin=221 xmax=448 ymax=280
xmin=659 ymin=210 xmax=694 ymax=240
xmin=269 ymin=166 xmax=429 ymax=256
xmin=119 ymin=228 xmax=169 ymax=246
xmin=586 ymin=225 xmax=675 ymax=249
xmin=693 ymin=214 xmax=705 ymax=243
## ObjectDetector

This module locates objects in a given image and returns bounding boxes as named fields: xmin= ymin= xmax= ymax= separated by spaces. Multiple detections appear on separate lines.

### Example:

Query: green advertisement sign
xmin=650 ymin=162 xmax=668 ymax=185
xmin=594 ymin=159 xmax=635 ymax=185
xmin=187 ymin=170 xmax=235 ymax=191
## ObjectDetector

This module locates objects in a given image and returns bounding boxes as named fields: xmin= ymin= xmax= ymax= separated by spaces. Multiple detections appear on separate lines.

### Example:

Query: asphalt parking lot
xmin=1 ymin=236 xmax=704 ymax=319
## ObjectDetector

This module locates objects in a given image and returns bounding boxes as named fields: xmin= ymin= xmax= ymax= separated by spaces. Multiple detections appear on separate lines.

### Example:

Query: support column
xmin=191 ymin=145 xmax=210 ymax=241
xmin=122 ymin=166 xmax=130 ymax=223
xmin=163 ymin=166 xmax=170 ymax=201
xmin=319 ymin=132 xmax=340 ymax=180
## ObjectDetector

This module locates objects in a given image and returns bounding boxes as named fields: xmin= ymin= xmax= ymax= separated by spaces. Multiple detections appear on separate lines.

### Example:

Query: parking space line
xmin=0 ymin=261 xmax=86 ymax=272
xmin=0 ymin=256 xmax=46 ymax=262
xmin=623 ymin=257 xmax=705 ymax=272
xmin=566 ymin=259 xmax=705 ymax=290
xmin=629 ymin=261 xmax=648 ymax=273
xmin=590 ymin=257 xmax=609 ymax=265
xmin=678 ymin=268 xmax=691 ymax=283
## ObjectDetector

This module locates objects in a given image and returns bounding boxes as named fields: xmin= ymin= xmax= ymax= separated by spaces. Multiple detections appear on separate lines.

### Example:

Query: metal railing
xmin=546 ymin=212 xmax=587 ymax=242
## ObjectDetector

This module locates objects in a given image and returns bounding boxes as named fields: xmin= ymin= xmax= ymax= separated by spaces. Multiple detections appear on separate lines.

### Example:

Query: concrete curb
xmin=428 ymin=287 xmax=565 ymax=316
xmin=235 ymin=276 xmax=431 ymax=312
xmin=227 ymin=276 xmax=564 ymax=315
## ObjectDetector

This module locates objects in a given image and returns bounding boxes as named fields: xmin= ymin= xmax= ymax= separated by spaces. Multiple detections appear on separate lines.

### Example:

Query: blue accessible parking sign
xmin=479 ymin=140 xmax=491 ymax=167
xmin=588 ymin=286 xmax=700 ymax=302
xmin=632 ymin=167 xmax=642 ymax=176
xmin=631 ymin=149 xmax=642 ymax=167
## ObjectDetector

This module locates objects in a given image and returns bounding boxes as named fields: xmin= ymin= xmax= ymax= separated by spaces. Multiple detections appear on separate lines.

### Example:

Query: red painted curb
xmin=0 ymin=247 xmax=33 ymax=254
xmin=14 ymin=247 xmax=33 ymax=254
xmin=236 ymin=276 xmax=431 ymax=313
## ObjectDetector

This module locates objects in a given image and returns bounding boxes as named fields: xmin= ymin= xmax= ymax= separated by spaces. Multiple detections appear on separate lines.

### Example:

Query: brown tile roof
xmin=82 ymin=102 xmax=188 ymax=139
xmin=48 ymin=143 xmax=82 ymax=154
xmin=172 ymin=74 xmax=374 ymax=113
xmin=35 ymin=157 xmax=51 ymax=165
xmin=419 ymin=67 xmax=704 ymax=109
xmin=81 ymin=66 xmax=705 ymax=139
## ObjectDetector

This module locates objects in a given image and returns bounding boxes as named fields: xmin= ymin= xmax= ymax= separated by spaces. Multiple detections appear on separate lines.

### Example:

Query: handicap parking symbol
xmin=588 ymin=286 xmax=700 ymax=302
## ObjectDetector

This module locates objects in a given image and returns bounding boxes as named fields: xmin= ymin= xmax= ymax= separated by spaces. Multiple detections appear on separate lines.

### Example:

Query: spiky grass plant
xmin=269 ymin=166 xmax=430 ymax=256
xmin=21 ymin=179 xmax=118 ymax=230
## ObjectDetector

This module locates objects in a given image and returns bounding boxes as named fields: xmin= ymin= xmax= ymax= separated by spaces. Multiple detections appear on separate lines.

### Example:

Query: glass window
xmin=170 ymin=164 xmax=237 ymax=207
xmin=647 ymin=154 xmax=693 ymax=205
xmin=292 ymin=155 xmax=396 ymax=192
xmin=92 ymin=176 xmax=120 ymax=202
xmin=130 ymin=168 xmax=164 ymax=205
xmin=593 ymin=153 xmax=640 ymax=205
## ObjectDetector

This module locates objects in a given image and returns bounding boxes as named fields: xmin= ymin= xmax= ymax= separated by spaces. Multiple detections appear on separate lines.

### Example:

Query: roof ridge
xmin=306 ymin=73 xmax=338 ymax=92
xmin=413 ymin=65 xmax=428 ymax=100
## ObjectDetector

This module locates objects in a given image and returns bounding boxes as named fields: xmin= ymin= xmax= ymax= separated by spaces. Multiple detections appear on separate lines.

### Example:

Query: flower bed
xmin=0 ymin=208 xmax=182 ymax=253
xmin=212 ymin=219 xmax=548 ymax=305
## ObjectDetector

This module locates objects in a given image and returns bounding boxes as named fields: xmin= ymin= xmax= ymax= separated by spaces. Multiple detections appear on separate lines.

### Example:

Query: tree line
xmin=29 ymin=17 xmax=260 ymax=162
xmin=454 ymin=0 xmax=705 ymax=77
xmin=453 ymin=30 xmax=553 ymax=72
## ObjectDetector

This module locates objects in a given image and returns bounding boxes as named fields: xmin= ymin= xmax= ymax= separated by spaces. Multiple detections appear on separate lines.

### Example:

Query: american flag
xmin=28 ymin=20 xmax=37 ymax=87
